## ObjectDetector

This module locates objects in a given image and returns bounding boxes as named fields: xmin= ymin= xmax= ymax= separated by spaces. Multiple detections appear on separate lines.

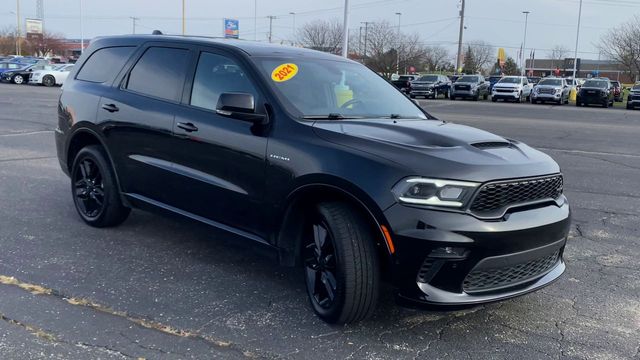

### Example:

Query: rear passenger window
xmin=126 ymin=47 xmax=190 ymax=102
xmin=76 ymin=46 xmax=135 ymax=83
xmin=190 ymin=52 xmax=258 ymax=111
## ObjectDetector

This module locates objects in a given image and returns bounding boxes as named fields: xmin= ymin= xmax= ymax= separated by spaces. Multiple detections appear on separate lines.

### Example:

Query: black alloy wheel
xmin=303 ymin=202 xmax=380 ymax=324
xmin=71 ymin=145 xmax=130 ymax=227
xmin=305 ymin=221 xmax=338 ymax=310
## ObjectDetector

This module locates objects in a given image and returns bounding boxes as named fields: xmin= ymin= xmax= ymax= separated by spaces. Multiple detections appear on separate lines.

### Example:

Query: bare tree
xmin=423 ymin=45 xmax=451 ymax=71
xmin=464 ymin=41 xmax=494 ymax=73
xmin=0 ymin=26 xmax=19 ymax=55
xmin=599 ymin=15 xmax=640 ymax=81
xmin=297 ymin=19 xmax=343 ymax=54
xmin=548 ymin=45 xmax=570 ymax=68
xmin=0 ymin=27 xmax=66 ymax=57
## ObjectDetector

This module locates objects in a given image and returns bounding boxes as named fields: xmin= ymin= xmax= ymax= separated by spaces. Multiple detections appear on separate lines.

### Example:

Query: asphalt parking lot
xmin=1 ymin=83 xmax=639 ymax=360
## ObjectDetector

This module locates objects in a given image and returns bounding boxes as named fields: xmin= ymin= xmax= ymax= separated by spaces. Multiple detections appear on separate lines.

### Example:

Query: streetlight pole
xmin=79 ymin=0 xmax=84 ymax=54
xmin=182 ymin=0 xmax=186 ymax=35
xmin=253 ymin=0 xmax=257 ymax=41
xmin=396 ymin=12 xmax=401 ymax=75
xmin=14 ymin=0 xmax=21 ymax=55
xmin=267 ymin=16 xmax=276 ymax=43
xmin=520 ymin=11 xmax=530 ymax=76
xmin=341 ymin=0 xmax=350 ymax=58
xmin=572 ymin=0 xmax=583 ymax=80
xmin=361 ymin=21 xmax=370 ymax=60
xmin=289 ymin=12 xmax=296 ymax=45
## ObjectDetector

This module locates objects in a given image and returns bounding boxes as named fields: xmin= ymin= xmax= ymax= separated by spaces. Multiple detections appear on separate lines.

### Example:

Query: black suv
xmin=409 ymin=74 xmax=451 ymax=99
xmin=56 ymin=35 xmax=570 ymax=324
xmin=450 ymin=75 xmax=489 ymax=101
xmin=576 ymin=79 xmax=614 ymax=108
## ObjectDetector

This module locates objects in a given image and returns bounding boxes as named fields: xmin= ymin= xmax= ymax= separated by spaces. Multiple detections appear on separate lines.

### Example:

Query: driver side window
xmin=190 ymin=52 xmax=258 ymax=111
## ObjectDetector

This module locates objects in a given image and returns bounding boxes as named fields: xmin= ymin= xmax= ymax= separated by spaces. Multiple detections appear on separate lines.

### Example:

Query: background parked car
xmin=627 ymin=83 xmax=640 ymax=110
xmin=0 ymin=62 xmax=25 ymax=75
xmin=409 ymin=74 xmax=451 ymax=99
xmin=391 ymin=74 xmax=420 ymax=93
xmin=450 ymin=75 xmax=489 ymax=101
xmin=576 ymin=79 xmax=614 ymax=108
xmin=610 ymin=80 xmax=623 ymax=102
xmin=531 ymin=77 xmax=570 ymax=105
xmin=29 ymin=64 xmax=75 ymax=87
xmin=0 ymin=62 xmax=52 ymax=84
xmin=491 ymin=76 xmax=532 ymax=103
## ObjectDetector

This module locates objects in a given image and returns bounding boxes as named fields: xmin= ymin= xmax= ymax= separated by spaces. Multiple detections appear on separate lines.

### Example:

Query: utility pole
xmin=396 ymin=12 xmax=401 ymax=75
xmin=520 ymin=11 xmax=530 ymax=76
xmin=267 ymin=16 xmax=276 ymax=43
xmin=361 ymin=21 xmax=370 ymax=60
xmin=253 ymin=0 xmax=257 ymax=41
xmin=182 ymin=0 xmax=186 ymax=35
xmin=130 ymin=17 xmax=139 ymax=34
xmin=572 ymin=0 xmax=583 ymax=81
xmin=455 ymin=0 xmax=465 ymax=74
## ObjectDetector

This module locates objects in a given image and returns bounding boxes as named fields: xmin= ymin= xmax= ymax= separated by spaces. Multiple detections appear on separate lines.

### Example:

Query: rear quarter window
xmin=76 ymin=46 xmax=136 ymax=83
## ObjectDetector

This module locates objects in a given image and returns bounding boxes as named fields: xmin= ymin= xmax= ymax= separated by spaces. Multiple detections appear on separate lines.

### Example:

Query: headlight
xmin=392 ymin=177 xmax=479 ymax=208
xmin=4 ymin=72 xmax=14 ymax=76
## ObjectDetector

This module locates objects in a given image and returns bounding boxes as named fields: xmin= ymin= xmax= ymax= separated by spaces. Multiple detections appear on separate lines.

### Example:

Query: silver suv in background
xmin=491 ymin=76 xmax=532 ymax=103
xmin=531 ymin=77 xmax=570 ymax=105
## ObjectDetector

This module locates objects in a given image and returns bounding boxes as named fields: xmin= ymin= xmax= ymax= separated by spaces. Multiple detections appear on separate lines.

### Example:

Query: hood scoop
xmin=472 ymin=141 xmax=512 ymax=149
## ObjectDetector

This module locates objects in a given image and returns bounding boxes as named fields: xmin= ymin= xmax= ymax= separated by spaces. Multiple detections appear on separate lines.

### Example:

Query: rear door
xmin=96 ymin=43 xmax=194 ymax=205
xmin=166 ymin=48 xmax=270 ymax=238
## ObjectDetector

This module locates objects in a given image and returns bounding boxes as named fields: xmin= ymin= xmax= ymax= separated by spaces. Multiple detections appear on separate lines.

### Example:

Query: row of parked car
xmin=0 ymin=56 xmax=74 ymax=87
xmin=392 ymin=73 xmax=637 ymax=110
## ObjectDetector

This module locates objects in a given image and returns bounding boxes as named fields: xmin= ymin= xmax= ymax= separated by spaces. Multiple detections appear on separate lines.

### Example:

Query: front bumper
xmin=410 ymin=88 xmax=434 ymax=97
xmin=452 ymin=89 xmax=477 ymax=98
xmin=492 ymin=89 xmax=520 ymax=100
xmin=385 ymin=197 xmax=570 ymax=305
xmin=531 ymin=92 xmax=562 ymax=102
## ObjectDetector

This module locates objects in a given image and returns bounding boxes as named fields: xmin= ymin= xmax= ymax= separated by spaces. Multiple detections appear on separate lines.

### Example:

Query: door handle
xmin=101 ymin=103 xmax=119 ymax=112
xmin=177 ymin=122 xmax=198 ymax=132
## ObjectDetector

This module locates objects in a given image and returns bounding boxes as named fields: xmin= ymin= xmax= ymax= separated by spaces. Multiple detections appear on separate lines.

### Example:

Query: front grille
xmin=463 ymin=250 xmax=560 ymax=293
xmin=495 ymin=88 xmax=515 ymax=93
xmin=538 ymin=88 xmax=555 ymax=95
xmin=470 ymin=175 xmax=563 ymax=217
xmin=455 ymin=84 xmax=470 ymax=90
xmin=630 ymin=94 xmax=640 ymax=100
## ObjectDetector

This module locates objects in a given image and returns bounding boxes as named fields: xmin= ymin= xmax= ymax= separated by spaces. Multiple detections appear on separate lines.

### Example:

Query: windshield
xmin=254 ymin=58 xmax=427 ymax=119
xmin=610 ymin=81 xmax=620 ymax=86
xmin=398 ymin=76 xmax=414 ymax=81
xmin=417 ymin=75 xmax=438 ymax=82
xmin=498 ymin=77 xmax=522 ymax=84
xmin=582 ymin=80 xmax=608 ymax=88
xmin=457 ymin=76 xmax=478 ymax=82
xmin=538 ymin=79 xmax=562 ymax=86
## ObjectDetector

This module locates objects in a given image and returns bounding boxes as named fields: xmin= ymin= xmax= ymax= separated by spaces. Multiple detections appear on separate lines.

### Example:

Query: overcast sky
xmin=2 ymin=0 xmax=639 ymax=60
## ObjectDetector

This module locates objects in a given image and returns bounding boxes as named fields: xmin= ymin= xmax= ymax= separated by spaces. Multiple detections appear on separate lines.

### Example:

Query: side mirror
xmin=216 ymin=92 xmax=267 ymax=124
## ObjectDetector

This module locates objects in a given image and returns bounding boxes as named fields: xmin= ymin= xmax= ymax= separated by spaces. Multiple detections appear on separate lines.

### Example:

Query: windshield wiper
xmin=302 ymin=114 xmax=364 ymax=120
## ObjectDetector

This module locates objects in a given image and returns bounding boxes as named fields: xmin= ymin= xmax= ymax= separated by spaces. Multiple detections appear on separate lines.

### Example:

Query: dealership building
xmin=525 ymin=58 xmax=636 ymax=83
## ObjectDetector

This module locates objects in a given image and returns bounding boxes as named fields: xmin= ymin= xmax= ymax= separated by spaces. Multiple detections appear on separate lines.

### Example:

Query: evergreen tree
xmin=503 ymin=57 xmax=519 ymax=75
xmin=462 ymin=45 xmax=477 ymax=74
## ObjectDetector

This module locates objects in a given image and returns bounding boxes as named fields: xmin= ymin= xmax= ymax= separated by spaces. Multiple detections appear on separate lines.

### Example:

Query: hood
xmin=412 ymin=81 xmax=435 ymax=85
xmin=535 ymin=84 xmax=561 ymax=89
xmin=312 ymin=119 xmax=559 ymax=183
xmin=494 ymin=83 xmax=521 ymax=88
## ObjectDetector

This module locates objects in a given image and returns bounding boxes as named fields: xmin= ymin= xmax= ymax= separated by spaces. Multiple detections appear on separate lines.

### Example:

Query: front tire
xmin=71 ymin=145 xmax=130 ymax=227
xmin=43 ymin=75 xmax=55 ymax=87
xmin=303 ymin=202 xmax=380 ymax=324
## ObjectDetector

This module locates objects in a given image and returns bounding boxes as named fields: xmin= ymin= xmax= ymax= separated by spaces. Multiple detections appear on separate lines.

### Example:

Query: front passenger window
xmin=190 ymin=52 xmax=258 ymax=111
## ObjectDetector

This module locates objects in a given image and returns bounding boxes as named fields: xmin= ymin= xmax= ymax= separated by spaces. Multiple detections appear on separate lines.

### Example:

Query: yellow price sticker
xmin=271 ymin=63 xmax=298 ymax=82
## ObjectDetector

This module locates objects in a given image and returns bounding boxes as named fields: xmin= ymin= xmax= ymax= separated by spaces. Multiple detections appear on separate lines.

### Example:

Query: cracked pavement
xmin=0 ymin=84 xmax=639 ymax=359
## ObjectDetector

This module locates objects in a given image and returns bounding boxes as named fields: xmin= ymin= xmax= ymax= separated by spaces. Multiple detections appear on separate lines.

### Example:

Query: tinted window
xmin=583 ymin=80 xmax=608 ymax=88
xmin=126 ymin=47 xmax=190 ymax=102
xmin=76 ymin=46 xmax=135 ymax=83
xmin=458 ymin=76 xmax=479 ymax=82
xmin=418 ymin=75 xmax=438 ymax=82
xmin=538 ymin=79 xmax=562 ymax=86
xmin=190 ymin=52 xmax=258 ymax=111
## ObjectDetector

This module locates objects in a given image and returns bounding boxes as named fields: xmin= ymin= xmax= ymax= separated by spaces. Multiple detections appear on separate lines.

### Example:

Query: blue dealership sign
xmin=224 ymin=18 xmax=239 ymax=39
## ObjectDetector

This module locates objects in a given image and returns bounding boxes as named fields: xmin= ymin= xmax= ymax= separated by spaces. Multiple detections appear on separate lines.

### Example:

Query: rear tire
xmin=450 ymin=95 xmax=456 ymax=101
xmin=303 ymin=202 xmax=380 ymax=324
xmin=71 ymin=145 xmax=130 ymax=227
xmin=482 ymin=93 xmax=488 ymax=100
xmin=491 ymin=97 xmax=497 ymax=102
xmin=628 ymin=103 xmax=633 ymax=110
xmin=12 ymin=74 xmax=24 ymax=84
